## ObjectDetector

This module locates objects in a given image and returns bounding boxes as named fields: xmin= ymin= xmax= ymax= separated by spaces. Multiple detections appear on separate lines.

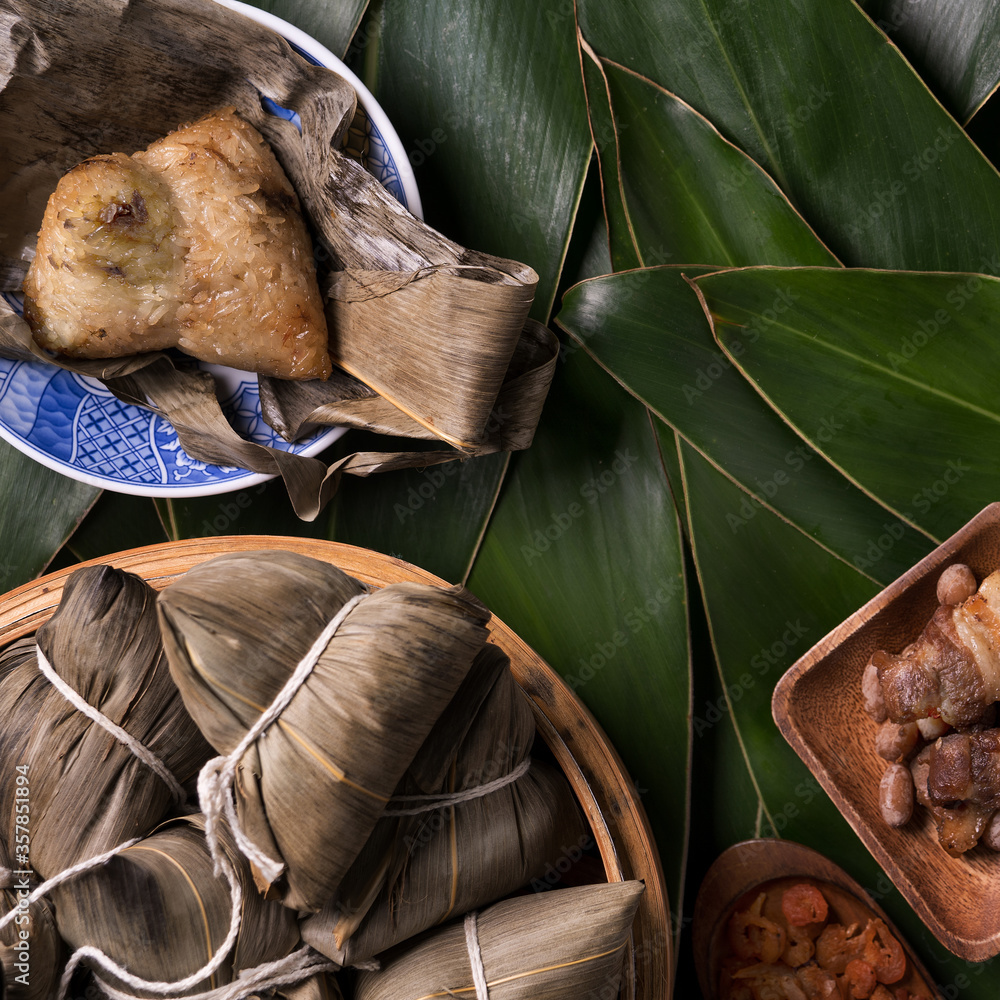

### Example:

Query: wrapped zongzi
xmin=3 ymin=565 xmax=212 ymax=880
xmin=303 ymin=643 xmax=588 ymax=964
xmin=0 ymin=841 xmax=64 ymax=1000
xmin=352 ymin=881 xmax=645 ymax=1000
xmin=49 ymin=815 xmax=301 ymax=998
xmin=157 ymin=550 xmax=491 ymax=912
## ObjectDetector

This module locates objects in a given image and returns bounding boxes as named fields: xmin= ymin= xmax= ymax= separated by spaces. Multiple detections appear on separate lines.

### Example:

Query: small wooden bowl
xmin=0 ymin=536 xmax=672 ymax=1000
xmin=772 ymin=502 xmax=1000 ymax=961
xmin=692 ymin=839 xmax=938 ymax=999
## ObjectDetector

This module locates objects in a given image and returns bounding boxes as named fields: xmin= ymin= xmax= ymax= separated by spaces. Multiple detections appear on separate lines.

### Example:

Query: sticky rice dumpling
xmin=22 ymin=107 xmax=332 ymax=380
xmin=303 ymin=643 xmax=589 ymax=964
xmin=351 ymin=881 xmax=645 ymax=1000
xmin=2 ymin=565 xmax=212 ymax=880
xmin=49 ymin=815 xmax=300 ymax=998
xmin=156 ymin=550 xmax=491 ymax=912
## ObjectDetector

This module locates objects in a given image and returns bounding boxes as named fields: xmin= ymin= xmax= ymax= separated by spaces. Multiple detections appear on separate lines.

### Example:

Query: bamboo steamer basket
xmin=0 ymin=536 xmax=672 ymax=1000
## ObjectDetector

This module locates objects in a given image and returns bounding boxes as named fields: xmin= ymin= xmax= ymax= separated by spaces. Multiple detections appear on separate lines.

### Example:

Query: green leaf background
xmin=8 ymin=0 xmax=1000 ymax=994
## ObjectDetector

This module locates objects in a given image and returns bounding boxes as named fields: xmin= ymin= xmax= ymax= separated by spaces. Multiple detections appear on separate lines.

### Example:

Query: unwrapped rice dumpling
xmin=23 ymin=107 xmax=332 ymax=380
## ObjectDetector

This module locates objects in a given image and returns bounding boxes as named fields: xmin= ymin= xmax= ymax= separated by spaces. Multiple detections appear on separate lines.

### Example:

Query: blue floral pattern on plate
xmin=0 ymin=4 xmax=420 ymax=497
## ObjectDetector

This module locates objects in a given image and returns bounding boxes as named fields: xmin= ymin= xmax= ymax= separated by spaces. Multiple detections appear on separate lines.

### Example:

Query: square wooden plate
xmin=772 ymin=502 xmax=1000 ymax=962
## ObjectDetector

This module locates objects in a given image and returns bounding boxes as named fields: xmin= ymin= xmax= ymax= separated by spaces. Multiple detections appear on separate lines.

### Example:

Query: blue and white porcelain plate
xmin=0 ymin=1 xmax=421 ymax=498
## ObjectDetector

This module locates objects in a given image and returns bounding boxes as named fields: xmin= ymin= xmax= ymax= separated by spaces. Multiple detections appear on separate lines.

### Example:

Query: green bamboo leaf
xmin=580 ymin=45 xmax=839 ymax=268
xmin=59 ymin=494 xmax=169 ymax=563
xmin=697 ymin=265 xmax=1000 ymax=544
xmin=557 ymin=269 xmax=934 ymax=583
xmin=579 ymin=46 xmax=641 ymax=271
xmin=861 ymin=0 xmax=1000 ymax=123
xmin=0 ymin=441 xmax=98 ymax=587
xmin=327 ymin=441 xmax=509 ymax=583
xmin=241 ymin=0 xmax=368 ymax=60
xmin=369 ymin=0 xmax=592 ymax=320
xmin=675 ymin=438 xmax=958 ymax=988
xmin=468 ymin=348 xmax=691 ymax=947
xmin=559 ymin=164 xmax=615 ymax=287
xmin=327 ymin=0 xmax=592 ymax=576
xmin=576 ymin=0 xmax=1000 ymax=271
xmin=651 ymin=419 xmax=687 ymax=533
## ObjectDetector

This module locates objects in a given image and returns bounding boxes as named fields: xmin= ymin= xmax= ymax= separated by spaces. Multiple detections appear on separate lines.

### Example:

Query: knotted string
xmin=197 ymin=590 xmax=370 ymax=881
xmin=0 ymin=818 xmax=333 ymax=1000
xmin=55 ymin=856 xmax=243 ymax=1000
xmin=87 ymin=944 xmax=338 ymax=1000
xmin=35 ymin=645 xmax=186 ymax=804
xmin=383 ymin=756 xmax=531 ymax=816
xmin=0 ymin=838 xmax=140 ymax=937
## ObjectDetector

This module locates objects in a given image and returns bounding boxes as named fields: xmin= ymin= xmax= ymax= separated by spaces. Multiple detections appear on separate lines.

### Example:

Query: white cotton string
xmin=198 ymin=591 xmax=370 ymax=881
xmin=35 ymin=645 xmax=186 ymax=805
xmin=0 ymin=837 xmax=140 ymax=936
xmin=383 ymin=757 xmax=532 ymax=816
xmin=88 ymin=945 xmax=338 ymax=1000
xmin=55 ymin=857 xmax=243 ymax=1000
xmin=464 ymin=911 xmax=490 ymax=1000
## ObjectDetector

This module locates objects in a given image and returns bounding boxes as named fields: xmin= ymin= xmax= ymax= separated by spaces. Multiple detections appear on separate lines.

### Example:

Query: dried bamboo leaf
xmin=0 ymin=637 xmax=50 ymax=825
xmin=50 ymin=815 xmax=299 ymax=998
xmin=309 ymin=761 xmax=588 ymax=967
xmin=0 ymin=0 xmax=556 ymax=518
xmin=259 ymin=318 xmax=559 ymax=455
xmin=0 ymin=841 xmax=64 ymax=1000
xmin=277 ymin=972 xmax=344 ymax=1000
xmin=4 ymin=565 xmax=212 ymax=880
xmin=352 ymin=881 xmax=645 ymax=1000
xmin=303 ymin=649 xmax=588 ymax=965
xmin=157 ymin=550 xmax=491 ymax=912
xmin=322 ymin=644 xmax=516 ymax=942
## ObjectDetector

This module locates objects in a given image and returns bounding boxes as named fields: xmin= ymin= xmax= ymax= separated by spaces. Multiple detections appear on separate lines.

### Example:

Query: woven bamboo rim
xmin=0 ymin=536 xmax=672 ymax=1000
